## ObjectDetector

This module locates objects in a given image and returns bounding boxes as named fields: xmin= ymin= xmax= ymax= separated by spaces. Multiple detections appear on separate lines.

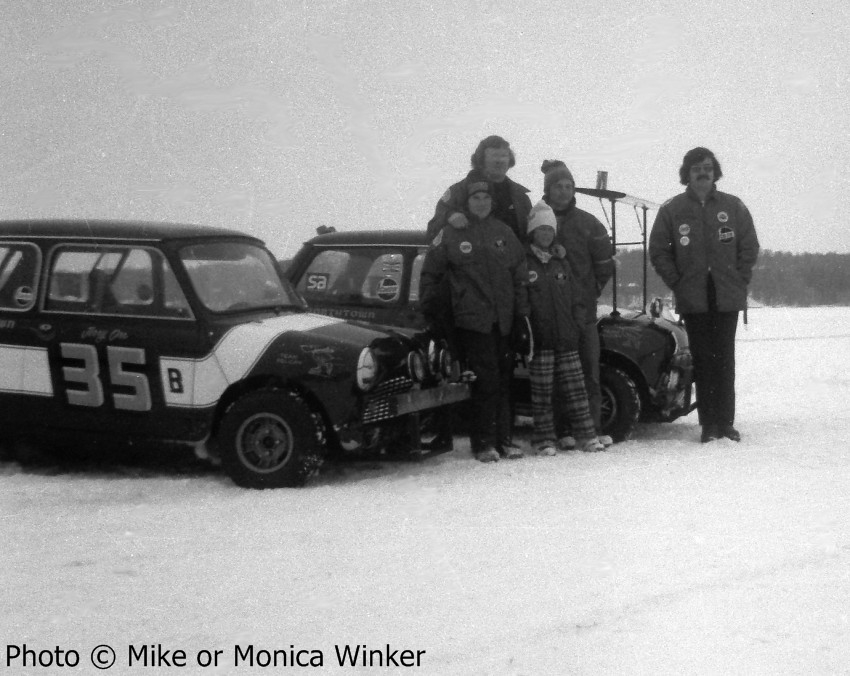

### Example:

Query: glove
xmin=447 ymin=212 xmax=469 ymax=230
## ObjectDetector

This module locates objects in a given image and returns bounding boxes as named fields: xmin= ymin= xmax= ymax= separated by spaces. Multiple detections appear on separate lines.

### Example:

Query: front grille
xmin=362 ymin=376 xmax=414 ymax=424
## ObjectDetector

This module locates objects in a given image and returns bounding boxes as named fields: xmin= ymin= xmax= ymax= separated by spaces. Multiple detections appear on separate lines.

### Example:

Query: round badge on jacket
xmin=678 ymin=223 xmax=691 ymax=235
xmin=717 ymin=211 xmax=729 ymax=223
xmin=459 ymin=242 xmax=472 ymax=254
xmin=680 ymin=236 xmax=690 ymax=246
xmin=528 ymin=270 xmax=538 ymax=283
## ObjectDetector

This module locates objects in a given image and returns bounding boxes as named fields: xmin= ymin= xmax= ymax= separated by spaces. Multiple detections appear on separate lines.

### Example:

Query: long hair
xmin=679 ymin=147 xmax=723 ymax=185
xmin=470 ymin=135 xmax=516 ymax=170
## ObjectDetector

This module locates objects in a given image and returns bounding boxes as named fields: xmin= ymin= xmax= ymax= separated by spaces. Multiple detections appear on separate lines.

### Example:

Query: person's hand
xmin=447 ymin=212 xmax=468 ymax=229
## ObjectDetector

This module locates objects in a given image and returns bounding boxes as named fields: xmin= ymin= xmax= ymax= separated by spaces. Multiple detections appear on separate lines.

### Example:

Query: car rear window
xmin=297 ymin=248 xmax=406 ymax=306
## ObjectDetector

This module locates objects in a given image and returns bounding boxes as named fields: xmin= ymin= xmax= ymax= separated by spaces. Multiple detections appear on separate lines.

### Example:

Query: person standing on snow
xmin=541 ymin=160 xmax=615 ymax=448
xmin=649 ymin=147 xmax=760 ymax=443
xmin=420 ymin=171 xmax=529 ymax=463
xmin=524 ymin=201 xmax=605 ymax=455
xmin=426 ymin=135 xmax=532 ymax=244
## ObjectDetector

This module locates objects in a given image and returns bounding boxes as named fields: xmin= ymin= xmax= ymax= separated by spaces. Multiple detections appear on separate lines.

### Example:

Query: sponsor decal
xmin=717 ymin=211 xmax=729 ymax=223
xmin=0 ymin=319 xmax=16 ymax=330
xmin=718 ymin=226 xmax=735 ymax=243
xmin=678 ymin=223 xmax=691 ymax=235
xmin=459 ymin=242 xmax=472 ymax=254
xmin=528 ymin=270 xmax=538 ymax=283
xmin=376 ymin=277 xmax=400 ymax=302
xmin=680 ymin=236 xmax=690 ymax=246
xmin=80 ymin=327 xmax=129 ymax=343
xmin=276 ymin=353 xmax=302 ymax=366
xmin=302 ymin=345 xmax=337 ymax=377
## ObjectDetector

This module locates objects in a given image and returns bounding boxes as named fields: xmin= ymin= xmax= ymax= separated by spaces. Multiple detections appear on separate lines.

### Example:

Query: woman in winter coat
xmin=524 ymin=201 xmax=604 ymax=455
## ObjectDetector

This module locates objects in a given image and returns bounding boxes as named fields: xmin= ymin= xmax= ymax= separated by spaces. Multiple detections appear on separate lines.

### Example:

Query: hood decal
xmin=159 ymin=313 xmax=343 ymax=408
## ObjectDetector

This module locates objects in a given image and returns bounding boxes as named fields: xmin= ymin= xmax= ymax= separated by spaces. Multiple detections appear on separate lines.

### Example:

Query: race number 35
xmin=60 ymin=342 xmax=152 ymax=411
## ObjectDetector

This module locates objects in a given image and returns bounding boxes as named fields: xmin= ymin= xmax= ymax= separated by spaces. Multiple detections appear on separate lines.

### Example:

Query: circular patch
xmin=459 ymin=241 xmax=472 ymax=254
xmin=376 ymin=277 xmax=400 ymax=302
xmin=718 ymin=226 xmax=735 ymax=243
xmin=678 ymin=223 xmax=691 ymax=235
xmin=717 ymin=211 xmax=729 ymax=223
xmin=528 ymin=270 xmax=538 ymax=283
xmin=679 ymin=236 xmax=690 ymax=246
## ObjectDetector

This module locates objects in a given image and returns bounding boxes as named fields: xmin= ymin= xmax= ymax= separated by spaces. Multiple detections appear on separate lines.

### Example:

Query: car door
xmin=41 ymin=243 xmax=211 ymax=441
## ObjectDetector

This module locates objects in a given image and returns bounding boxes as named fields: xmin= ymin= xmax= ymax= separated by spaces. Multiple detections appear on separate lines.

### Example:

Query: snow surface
xmin=2 ymin=307 xmax=850 ymax=675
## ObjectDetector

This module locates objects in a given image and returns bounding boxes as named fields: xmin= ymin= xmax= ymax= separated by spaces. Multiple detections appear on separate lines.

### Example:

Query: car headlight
xmin=427 ymin=339 xmax=440 ymax=376
xmin=407 ymin=350 xmax=426 ymax=383
xmin=439 ymin=347 xmax=460 ymax=381
xmin=356 ymin=347 xmax=377 ymax=391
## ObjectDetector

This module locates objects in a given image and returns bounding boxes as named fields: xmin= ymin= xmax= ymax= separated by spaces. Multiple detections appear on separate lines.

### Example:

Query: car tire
xmin=599 ymin=365 xmax=641 ymax=442
xmin=218 ymin=389 xmax=324 ymax=488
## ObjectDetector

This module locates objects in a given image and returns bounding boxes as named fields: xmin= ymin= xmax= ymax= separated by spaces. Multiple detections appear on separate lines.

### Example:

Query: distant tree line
xmin=600 ymin=249 xmax=850 ymax=308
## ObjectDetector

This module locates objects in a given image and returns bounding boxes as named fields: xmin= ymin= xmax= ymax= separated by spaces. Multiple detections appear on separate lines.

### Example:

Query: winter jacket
xmin=426 ymin=175 xmax=532 ymax=243
xmin=547 ymin=198 xmax=614 ymax=323
xmin=649 ymin=186 xmax=760 ymax=314
xmin=525 ymin=245 xmax=585 ymax=351
xmin=420 ymin=214 xmax=529 ymax=336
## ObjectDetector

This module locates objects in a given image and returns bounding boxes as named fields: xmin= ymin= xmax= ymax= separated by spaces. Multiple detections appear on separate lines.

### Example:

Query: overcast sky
xmin=2 ymin=0 xmax=848 ymax=257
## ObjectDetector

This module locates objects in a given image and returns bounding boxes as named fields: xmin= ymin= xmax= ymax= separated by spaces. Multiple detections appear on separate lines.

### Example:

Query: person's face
xmin=532 ymin=224 xmax=555 ymax=248
xmin=482 ymin=147 xmax=511 ymax=182
xmin=688 ymin=157 xmax=715 ymax=190
xmin=548 ymin=178 xmax=575 ymax=210
xmin=468 ymin=191 xmax=492 ymax=218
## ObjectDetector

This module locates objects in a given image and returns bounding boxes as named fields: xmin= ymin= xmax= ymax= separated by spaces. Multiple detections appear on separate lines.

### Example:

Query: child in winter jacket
xmin=524 ymin=200 xmax=604 ymax=454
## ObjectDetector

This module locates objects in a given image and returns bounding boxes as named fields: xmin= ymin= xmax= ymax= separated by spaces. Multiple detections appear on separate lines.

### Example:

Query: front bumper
xmin=362 ymin=381 xmax=470 ymax=424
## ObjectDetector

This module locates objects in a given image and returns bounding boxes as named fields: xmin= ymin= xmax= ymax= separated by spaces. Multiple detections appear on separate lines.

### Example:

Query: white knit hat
xmin=527 ymin=200 xmax=557 ymax=235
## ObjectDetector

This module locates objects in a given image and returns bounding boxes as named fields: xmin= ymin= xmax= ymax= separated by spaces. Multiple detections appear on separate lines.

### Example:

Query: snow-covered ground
xmin=2 ymin=307 xmax=850 ymax=675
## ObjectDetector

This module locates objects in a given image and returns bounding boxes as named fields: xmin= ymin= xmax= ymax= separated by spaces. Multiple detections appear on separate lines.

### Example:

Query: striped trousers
xmin=529 ymin=348 xmax=596 ymax=445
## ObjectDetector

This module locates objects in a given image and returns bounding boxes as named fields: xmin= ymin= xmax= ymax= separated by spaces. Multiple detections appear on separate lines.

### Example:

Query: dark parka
xmin=547 ymin=198 xmax=614 ymax=323
xmin=525 ymin=245 xmax=585 ymax=351
xmin=649 ymin=187 xmax=760 ymax=314
xmin=420 ymin=215 xmax=529 ymax=337
xmin=426 ymin=176 xmax=532 ymax=243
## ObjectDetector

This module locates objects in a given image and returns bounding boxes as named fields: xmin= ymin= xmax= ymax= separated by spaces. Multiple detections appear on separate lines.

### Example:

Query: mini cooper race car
xmin=285 ymin=192 xmax=695 ymax=442
xmin=0 ymin=220 xmax=469 ymax=487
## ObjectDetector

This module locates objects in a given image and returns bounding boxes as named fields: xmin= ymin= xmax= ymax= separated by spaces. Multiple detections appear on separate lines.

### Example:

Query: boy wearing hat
xmin=541 ymin=160 xmax=615 ymax=447
xmin=525 ymin=200 xmax=604 ymax=455
xmin=420 ymin=171 xmax=529 ymax=462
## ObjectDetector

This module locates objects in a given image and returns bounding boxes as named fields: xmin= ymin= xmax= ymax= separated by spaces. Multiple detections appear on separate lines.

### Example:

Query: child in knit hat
xmin=524 ymin=200 xmax=605 ymax=454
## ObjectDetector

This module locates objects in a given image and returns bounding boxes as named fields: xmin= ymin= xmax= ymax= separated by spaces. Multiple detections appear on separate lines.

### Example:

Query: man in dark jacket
xmin=421 ymin=171 xmax=529 ymax=462
xmin=541 ymin=160 xmax=615 ymax=447
xmin=649 ymin=147 xmax=760 ymax=443
xmin=426 ymin=135 xmax=532 ymax=243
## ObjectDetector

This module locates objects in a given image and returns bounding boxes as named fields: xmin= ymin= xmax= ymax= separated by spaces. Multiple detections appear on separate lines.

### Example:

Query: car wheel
xmin=599 ymin=365 xmax=641 ymax=442
xmin=218 ymin=389 xmax=324 ymax=488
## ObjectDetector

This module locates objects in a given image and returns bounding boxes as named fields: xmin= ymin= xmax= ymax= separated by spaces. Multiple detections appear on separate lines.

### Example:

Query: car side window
xmin=46 ymin=245 xmax=192 ymax=318
xmin=0 ymin=243 xmax=41 ymax=311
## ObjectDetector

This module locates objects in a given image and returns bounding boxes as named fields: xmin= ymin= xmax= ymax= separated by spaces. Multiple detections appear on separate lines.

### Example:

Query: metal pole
xmin=642 ymin=205 xmax=648 ymax=313
xmin=611 ymin=199 xmax=618 ymax=315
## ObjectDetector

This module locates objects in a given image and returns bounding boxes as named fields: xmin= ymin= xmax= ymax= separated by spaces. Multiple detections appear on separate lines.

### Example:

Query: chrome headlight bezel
xmin=407 ymin=350 xmax=426 ymax=383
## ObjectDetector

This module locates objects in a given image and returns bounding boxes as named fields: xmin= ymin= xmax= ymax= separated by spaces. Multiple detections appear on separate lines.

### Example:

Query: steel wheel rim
xmin=236 ymin=412 xmax=294 ymax=473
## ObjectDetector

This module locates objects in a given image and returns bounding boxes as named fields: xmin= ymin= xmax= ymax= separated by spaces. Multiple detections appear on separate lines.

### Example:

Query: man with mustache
xmin=649 ymin=147 xmax=760 ymax=443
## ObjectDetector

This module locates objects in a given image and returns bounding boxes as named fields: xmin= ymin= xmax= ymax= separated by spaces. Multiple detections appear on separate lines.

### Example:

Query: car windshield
xmin=180 ymin=241 xmax=303 ymax=313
